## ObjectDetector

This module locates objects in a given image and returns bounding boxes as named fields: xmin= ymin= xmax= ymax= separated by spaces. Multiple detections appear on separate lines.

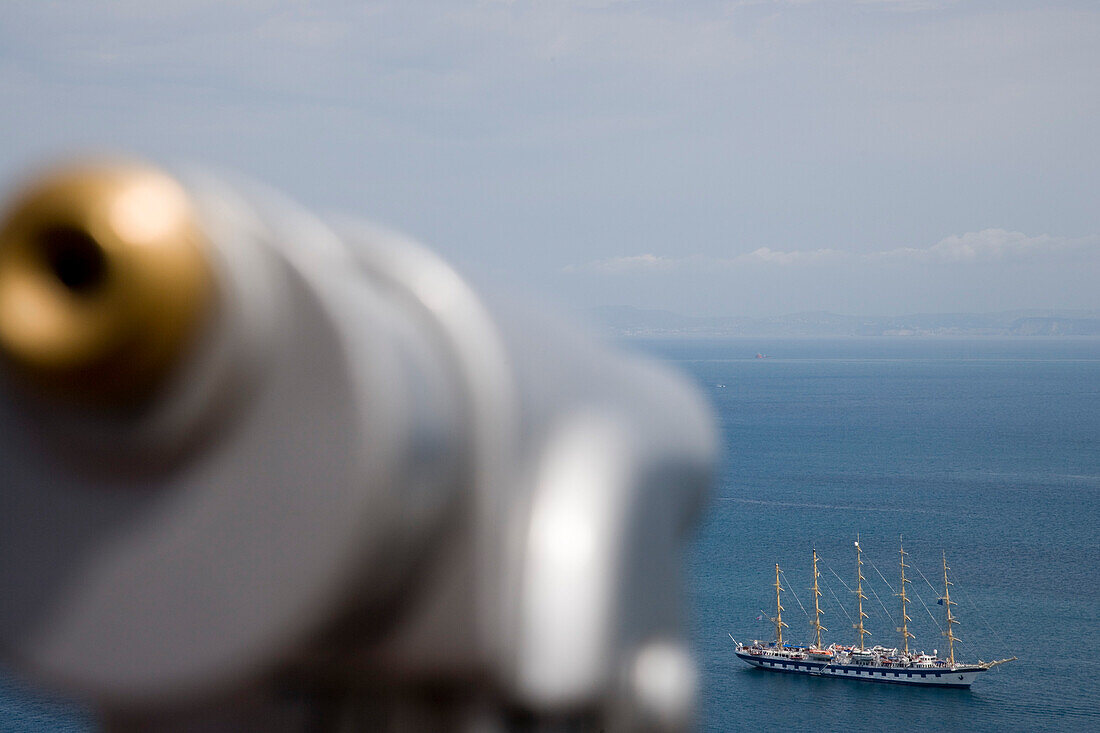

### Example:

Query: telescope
xmin=0 ymin=159 xmax=716 ymax=731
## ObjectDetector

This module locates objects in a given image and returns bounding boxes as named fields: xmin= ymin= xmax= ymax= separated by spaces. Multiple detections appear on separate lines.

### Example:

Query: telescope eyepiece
xmin=37 ymin=223 xmax=109 ymax=294
xmin=0 ymin=162 xmax=214 ymax=407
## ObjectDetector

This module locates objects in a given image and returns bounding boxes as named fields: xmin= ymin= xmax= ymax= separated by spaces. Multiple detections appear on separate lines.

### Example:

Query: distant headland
xmin=589 ymin=306 xmax=1100 ymax=338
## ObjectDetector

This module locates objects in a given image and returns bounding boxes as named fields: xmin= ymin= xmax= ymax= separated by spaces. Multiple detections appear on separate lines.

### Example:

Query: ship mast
xmin=772 ymin=563 xmax=788 ymax=646
xmin=942 ymin=550 xmax=959 ymax=666
xmin=854 ymin=536 xmax=870 ymax=650
xmin=811 ymin=549 xmax=827 ymax=649
xmin=896 ymin=536 xmax=914 ymax=655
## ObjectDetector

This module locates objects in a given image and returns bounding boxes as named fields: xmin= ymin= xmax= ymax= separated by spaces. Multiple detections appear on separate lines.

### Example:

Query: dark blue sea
xmin=644 ymin=337 xmax=1099 ymax=732
xmin=2 ymin=338 xmax=1099 ymax=731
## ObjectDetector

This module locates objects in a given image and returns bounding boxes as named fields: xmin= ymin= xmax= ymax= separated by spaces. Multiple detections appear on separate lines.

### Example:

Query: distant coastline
xmin=589 ymin=306 xmax=1100 ymax=339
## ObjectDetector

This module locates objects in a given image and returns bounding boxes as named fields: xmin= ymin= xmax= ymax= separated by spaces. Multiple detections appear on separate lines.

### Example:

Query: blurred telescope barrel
xmin=0 ymin=159 xmax=716 ymax=731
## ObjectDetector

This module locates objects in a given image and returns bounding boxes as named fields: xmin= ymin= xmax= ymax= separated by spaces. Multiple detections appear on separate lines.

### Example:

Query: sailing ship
xmin=733 ymin=537 xmax=1015 ymax=687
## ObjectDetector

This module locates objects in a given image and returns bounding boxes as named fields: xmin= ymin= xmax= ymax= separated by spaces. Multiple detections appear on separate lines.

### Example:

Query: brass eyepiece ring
xmin=0 ymin=161 xmax=214 ymax=407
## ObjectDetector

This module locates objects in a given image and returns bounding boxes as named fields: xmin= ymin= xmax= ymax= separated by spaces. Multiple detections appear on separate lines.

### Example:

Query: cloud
xmin=733 ymin=247 xmax=843 ymax=265
xmin=874 ymin=229 xmax=1095 ymax=264
xmin=563 ymin=248 xmax=841 ymax=273
xmin=563 ymin=253 xmax=678 ymax=273
xmin=564 ymin=230 xmax=1096 ymax=274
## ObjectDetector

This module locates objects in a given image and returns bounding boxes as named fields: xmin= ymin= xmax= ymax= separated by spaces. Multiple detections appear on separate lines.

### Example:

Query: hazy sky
xmin=1 ymin=1 xmax=1097 ymax=317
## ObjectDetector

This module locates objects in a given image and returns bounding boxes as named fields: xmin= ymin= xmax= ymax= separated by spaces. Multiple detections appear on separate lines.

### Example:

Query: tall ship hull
xmin=733 ymin=646 xmax=987 ymax=688
xmin=733 ymin=538 xmax=1014 ymax=689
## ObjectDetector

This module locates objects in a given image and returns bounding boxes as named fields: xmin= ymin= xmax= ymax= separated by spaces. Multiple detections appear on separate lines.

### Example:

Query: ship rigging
xmin=732 ymin=537 xmax=1015 ymax=688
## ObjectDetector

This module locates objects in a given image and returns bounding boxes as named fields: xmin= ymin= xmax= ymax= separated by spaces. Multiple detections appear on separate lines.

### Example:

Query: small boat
xmin=732 ymin=538 xmax=1015 ymax=687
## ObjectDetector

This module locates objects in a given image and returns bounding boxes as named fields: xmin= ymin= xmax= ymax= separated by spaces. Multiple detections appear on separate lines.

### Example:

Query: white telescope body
xmin=0 ymin=161 xmax=716 ymax=731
